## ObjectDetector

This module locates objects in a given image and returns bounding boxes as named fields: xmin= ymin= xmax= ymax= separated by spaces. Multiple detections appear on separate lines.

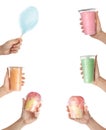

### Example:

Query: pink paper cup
xmin=79 ymin=8 xmax=97 ymax=35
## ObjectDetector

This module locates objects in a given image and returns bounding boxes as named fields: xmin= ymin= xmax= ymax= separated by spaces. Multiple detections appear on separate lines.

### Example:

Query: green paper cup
xmin=80 ymin=55 xmax=95 ymax=83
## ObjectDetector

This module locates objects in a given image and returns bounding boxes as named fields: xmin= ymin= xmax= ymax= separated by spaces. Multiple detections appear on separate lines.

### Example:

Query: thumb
xmin=22 ymin=98 xmax=26 ymax=110
xmin=4 ymin=68 xmax=9 ymax=84
xmin=84 ymin=105 xmax=89 ymax=114
xmin=94 ymin=55 xmax=100 ymax=79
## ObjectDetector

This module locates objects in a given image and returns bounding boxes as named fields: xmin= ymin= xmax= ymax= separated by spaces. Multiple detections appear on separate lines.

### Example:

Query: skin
xmin=2 ymin=99 xmax=41 ymax=130
xmin=67 ymin=105 xmax=105 ymax=130
xmin=0 ymin=38 xmax=22 ymax=55
xmin=80 ymin=55 xmax=106 ymax=92
xmin=80 ymin=12 xmax=106 ymax=44
xmin=67 ymin=10 xmax=106 ymax=130
xmin=0 ymin=36 xmax=40 ymax=130
xmin=0 ymin=68 xmax=25 ymax=97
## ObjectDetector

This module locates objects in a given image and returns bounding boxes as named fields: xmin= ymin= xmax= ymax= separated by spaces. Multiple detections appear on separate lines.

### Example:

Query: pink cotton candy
xmin=25 ymin=91 xmax=41 ymax=112
xmin=68 ymin=96 xmax=85 ymax=118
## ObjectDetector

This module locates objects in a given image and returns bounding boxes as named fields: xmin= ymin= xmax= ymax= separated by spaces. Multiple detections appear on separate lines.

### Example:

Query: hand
xmin=67 ymin=105 xmax=91 ymax=124
xmin=1 ymin=68 xmax=25 ymax=95
xmin=0 ymin=38 xmax=22 ymax=55
xmin=1 ymin=98 xmax=41 ymax=130
xmin=20 ymin=98 xmax=41 ymax=125
xmin=80 ymin=55 xmax=100 ymax=85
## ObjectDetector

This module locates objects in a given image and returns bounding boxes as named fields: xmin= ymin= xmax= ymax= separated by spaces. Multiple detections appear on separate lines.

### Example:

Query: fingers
xmin=15 ymin=73 xmax=25 ymax=86
xmin=22 ymin=73 xmax=25 ymax=80
xmin=22 ymin=98 xmax=26 ymax=109
xmin=34 ymin=111 xmax=40 ymax=119
xmin=95 ymin=55 xmax=97 ymax=62
xmin=79 ymin=18 xmax=85 ymax=33
xmin=80 ymin=64 xmax=84 ymax=78
xmin=21 ymin=98 xmax=25 ymax=113
xmin=10 ymin=47 xmax=20 ymax=54
xmin=8 ymin=38 xmax=22 ymax=47
xmin=21 ymin=77 xmax=25 ymax=86
xmin=94 ymin=55 xmax=97 ymax=68
xmin=12 ymin=43 xmax=22 ymax=49
xmin=84 ymin=105 xmax=88 ymax=114
xmin=9 ymin=38 xmax=22 ymax=53
xmin=80 ymin=66 xmax=82 ymax=70
xmin=66 ymin=106 xmax=72 ymax=119
xmin=10 ymin=50 xmax=19 ymax=54
xmin=93 ymin=55 xmax=100 ymax=82
xmin=3 ymin=68 xmax=10 ymax=86
xmin=21 ymin=81 xmax=25 ymax=86
xmin=66 ymin=105 xmax=70 ymax=112
xmin=32 ymin=104 xmax=42 ymax=119
xmin=10 ymin=44 xmax=21 ymax=53
xmin=95 ymin=12 xmax=101 ymax=28
xmin=80 ymin=18 xmax=83 ymax=25
xmin=80 ymin=73 xmax=84 ymax=79
xmin=35 ymin=103 xmax=42 ymax=112
xmin=12 ymin=38 xmax=23 ymax=44
xmin=5 ymin=68 xmax=9 ymax=78
xmin=94 ymin=55 xmax=98 ymax=66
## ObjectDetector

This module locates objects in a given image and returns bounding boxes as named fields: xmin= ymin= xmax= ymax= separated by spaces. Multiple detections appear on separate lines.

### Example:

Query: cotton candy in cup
xmin=25 ymin=92 xmax=41 ymax=112
xmin=79 ymin=8 xmax=97 ymax=35
xmin=68 ymin=96 xmax=85 ymax=118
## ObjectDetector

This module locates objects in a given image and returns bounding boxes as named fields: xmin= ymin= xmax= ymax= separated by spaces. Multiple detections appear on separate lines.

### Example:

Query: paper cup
xmin=79 ymin=8 xmax=97 ymax=35
xmin=68 ymin=96 xmax=85 ymax=118
xmin=80 ymin=55 xmax=95 ymax=83
xmin=25 ymin=92 xmax=41 ymax=112
xmin=9 ymin=66 xmax=23 ymax=91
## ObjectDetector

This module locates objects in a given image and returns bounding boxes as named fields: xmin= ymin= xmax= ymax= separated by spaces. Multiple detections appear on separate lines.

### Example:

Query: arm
xmin=92 ymin=31 xmax=106 ymax=44
xmin=0 ymin=86 xmax=9 ymax=97
xmin=67 ymin=105 xmax=106 ymax=130
xmin=0 ymin=38 xmax=22 ymax=55
xmin=87 ymin=117 xmax=106 ymax=130
xmin=2 ymin=118 xmax=25 ymax=130
xmin=2 ymin=99 xmax=41 ymax=130
xmin=94 ymin=76 xmax=106 ymax=92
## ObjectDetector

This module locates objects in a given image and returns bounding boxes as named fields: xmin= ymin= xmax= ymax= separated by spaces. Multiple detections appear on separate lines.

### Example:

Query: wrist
xmin=95 ymin=31 xmax=106 ymax=43
xmin=17 ymin=118 xmax=26 ymax=128
xmin=94 ymin=76 xmax=105 ymax=86
xmin=94 ymin=76 xmax=102 ymax=86
xmin=0 ymin=45 xmax=3 ymax=55
xmin=94 ymin=76 xmax=106 ymax=92
xmin=0 ymin=86 xmax=8 ymax=97
xmin=86 ymin=117 xmax=93 ymax=126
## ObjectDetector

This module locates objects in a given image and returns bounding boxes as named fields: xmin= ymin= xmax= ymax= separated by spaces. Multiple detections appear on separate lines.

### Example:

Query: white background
xmin=0 ymin=0 xmax=106 ymax=130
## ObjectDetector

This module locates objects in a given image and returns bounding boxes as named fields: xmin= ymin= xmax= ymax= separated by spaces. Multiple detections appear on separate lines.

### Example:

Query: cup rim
xmin=8 ymin=66 xmax=23 ymax=69
xmin=80 ymin=55 xmax=96 ymax=59
xmin=78 ymin=8 xmax=97 ymax=13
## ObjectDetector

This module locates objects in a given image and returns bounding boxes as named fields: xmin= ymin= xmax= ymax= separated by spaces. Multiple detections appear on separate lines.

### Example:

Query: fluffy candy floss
xmin=68 ymin=96 xmax=85 ymax=118
xmin=25 ymin=92 xmax=41 ymax=112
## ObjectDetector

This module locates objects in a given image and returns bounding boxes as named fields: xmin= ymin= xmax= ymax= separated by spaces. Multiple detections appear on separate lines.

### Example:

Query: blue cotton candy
xmin=20 ymin=6 xmax=39 ymax=35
